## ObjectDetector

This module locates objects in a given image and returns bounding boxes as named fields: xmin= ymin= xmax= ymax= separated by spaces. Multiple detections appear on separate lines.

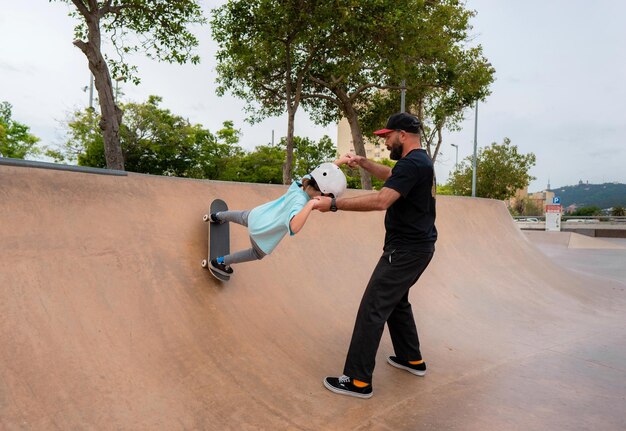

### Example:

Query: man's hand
xmin=334 ymin=154 xmax=352 ymax=166
xmin=345 ymin=153 xmax=364 ymax=168
xmin=313 ymin=196 xmax=333 ymax=212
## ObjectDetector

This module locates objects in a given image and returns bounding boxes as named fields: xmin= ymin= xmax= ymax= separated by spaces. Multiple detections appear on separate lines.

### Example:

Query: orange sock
xmin=409 ymin=360 xmax=424 ymax=365
xmin=353 ymin=379 xmax=369 ymax=387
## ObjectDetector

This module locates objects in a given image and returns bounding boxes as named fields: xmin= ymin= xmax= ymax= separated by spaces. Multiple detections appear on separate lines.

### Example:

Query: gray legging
xmin=215 ymin=210 xmax=266 ymax=265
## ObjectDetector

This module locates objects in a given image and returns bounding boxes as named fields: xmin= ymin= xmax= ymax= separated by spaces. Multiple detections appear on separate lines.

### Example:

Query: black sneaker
xmin=209 ymin=213 xmax=224 ymax=224
xmin=210 ymin=259 xmax=233 ymax=276
xmin=387 ymin=356 xmax=427 ymax=376
xmin=323 ymin=375 xmax=372 ymax=399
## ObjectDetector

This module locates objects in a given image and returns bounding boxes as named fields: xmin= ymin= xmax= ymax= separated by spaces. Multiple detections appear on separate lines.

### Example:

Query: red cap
xmin=373 ymin=113 xmax=421 ymax=136
xmin=373 ymin=128 xmax=394 ymax=136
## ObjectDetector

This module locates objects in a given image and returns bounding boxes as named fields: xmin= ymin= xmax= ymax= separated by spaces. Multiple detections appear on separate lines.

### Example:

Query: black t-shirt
xmin=382 ymin=149 xmax=437 ymax=252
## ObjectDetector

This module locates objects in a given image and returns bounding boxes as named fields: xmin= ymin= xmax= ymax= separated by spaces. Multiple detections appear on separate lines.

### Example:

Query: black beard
xmin=390 ymin=144 xmax=402 ymax=160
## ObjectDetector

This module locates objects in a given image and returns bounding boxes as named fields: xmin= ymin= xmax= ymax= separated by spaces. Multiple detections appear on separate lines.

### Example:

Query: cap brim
xmin=373 ymin=128 xmax=393 ymax=136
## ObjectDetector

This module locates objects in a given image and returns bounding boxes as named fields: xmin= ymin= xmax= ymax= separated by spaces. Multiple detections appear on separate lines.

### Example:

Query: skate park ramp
xmin=1 ymin=162 xmax=625 ymax=430
xmin=525 ymin=230 xmax=626 ymax=250
xmin=525 ymin=230 xmax=626 ymax=287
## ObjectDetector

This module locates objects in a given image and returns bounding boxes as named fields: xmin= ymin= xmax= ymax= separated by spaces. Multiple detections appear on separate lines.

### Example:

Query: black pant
xmin=343 ymin=249 xmax=434 ymax=384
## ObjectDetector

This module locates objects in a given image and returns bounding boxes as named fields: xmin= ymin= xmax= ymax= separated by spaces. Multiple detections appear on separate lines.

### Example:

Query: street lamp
xmin=450 ymin=143 xmax=458 ymax=169
xmin=471 ymin=100 xmax=478 ymax=197
xmin=114 ymin=76 xmax=124 ymax=102
xmin=83 ymin=73 xmax=94 ymax=110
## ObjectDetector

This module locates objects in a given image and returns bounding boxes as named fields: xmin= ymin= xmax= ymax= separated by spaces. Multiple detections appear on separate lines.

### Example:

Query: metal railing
xmin=513 ymin=215 xmax=626 ymax=223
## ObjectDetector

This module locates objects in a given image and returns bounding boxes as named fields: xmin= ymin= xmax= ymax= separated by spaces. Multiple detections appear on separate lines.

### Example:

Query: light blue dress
xmin=248 ymin=179 xmax=310 ymax=254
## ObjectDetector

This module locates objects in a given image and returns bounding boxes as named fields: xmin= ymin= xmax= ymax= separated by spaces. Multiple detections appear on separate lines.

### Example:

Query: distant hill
xmin=547 ymin=182 xmax=626 ymax=209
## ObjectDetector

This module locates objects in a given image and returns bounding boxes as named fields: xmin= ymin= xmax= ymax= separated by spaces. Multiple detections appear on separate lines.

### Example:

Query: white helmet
xmin=310 ymin=162 xmax=347 ymax=197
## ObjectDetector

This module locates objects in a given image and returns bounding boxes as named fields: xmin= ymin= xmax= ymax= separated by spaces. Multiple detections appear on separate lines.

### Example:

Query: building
xmin=507 ymin=187 xmax=555 ymax=215
xmin=528 ymin=190 xmax=555 ymax=213
xmin=337 ymin=118 xmax=390 ymax=161
xmin=506 ymin=187 xmax=529 ymax=211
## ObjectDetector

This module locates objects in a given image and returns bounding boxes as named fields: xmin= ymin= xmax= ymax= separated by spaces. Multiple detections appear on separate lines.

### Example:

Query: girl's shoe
xmin=209 ymin=213 xmax=224 ymax=224
xmin=210 ymin=259 xmax=233 ymax=276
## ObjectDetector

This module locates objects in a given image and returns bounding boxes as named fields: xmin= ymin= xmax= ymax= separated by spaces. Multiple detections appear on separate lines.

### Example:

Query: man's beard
xmin=390 ymin=143 xmax=403 ymax=160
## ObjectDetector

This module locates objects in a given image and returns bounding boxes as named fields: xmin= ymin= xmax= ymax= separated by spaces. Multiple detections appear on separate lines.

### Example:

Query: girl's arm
xmin=289 ymin=200 xmax=316 ymax=234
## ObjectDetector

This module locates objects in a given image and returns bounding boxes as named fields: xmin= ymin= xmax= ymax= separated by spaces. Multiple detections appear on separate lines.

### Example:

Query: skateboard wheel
xmin=202 ymin=214 xmax=209 ymax=222
xmin=201 ymin=259 xmax=208 ymax=268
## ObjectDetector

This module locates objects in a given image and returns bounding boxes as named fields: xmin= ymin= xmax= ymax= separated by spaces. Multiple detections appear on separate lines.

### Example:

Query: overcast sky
xmin=1 ymin=0 xmax=625 ymax=191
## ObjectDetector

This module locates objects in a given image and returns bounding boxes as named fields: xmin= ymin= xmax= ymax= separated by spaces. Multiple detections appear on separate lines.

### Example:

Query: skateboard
xmin=201 ymin=199 xmax=230 ymax=281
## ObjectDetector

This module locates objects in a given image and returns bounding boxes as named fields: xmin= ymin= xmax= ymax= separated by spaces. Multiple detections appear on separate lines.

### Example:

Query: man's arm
xmin=345 ymin=154 xmax=392 ymax=181
xmin=315 ymin=187 xmax=400 ymax=213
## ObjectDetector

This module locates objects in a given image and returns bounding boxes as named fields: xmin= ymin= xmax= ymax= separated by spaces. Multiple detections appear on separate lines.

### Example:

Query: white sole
xmin=387 ymin=357 xmax=426 ymax=376
xmin=209 ymin=267 xmax=231 ymax=280
xmin=209 ymin=264 xmax=232 ymax=276
xmin=323 ymin=378 xmax=372 ymax=399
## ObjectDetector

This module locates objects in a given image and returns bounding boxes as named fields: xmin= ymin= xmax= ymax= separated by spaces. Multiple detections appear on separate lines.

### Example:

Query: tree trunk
xmin=92 ymin=60 xmax=124 ymax=170
xmin=283 ymin=110 xmax=295 ymax=184
xmin=74 ymin=8 xmax=124 ymax=171
xmin=431 ymin=125 xmax=443 ymax=163
xmin=417 ymin=98 xmax=424 ymax=124
xmin=282 ymin=44 xmax=296 ymax=185
xmin=340 ymin=97 xmax=372 ymax=190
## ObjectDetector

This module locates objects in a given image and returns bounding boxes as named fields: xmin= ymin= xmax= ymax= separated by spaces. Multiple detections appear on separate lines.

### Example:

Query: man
xmin=315 ymin=112 xmax=437 ymax=398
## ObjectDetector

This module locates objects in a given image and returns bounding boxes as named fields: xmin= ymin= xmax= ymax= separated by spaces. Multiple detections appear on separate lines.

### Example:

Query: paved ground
xmin=525 ymin=231 xmax=626 ymax=285
xmin=1 ymin=164 xmax=625 ymax=430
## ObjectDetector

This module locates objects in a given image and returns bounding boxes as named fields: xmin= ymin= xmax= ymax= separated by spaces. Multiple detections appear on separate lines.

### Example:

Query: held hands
xmin=312 ymin=196 xmax=333 ymax=212
xmin=335 ymin=153 xmax=363 ymax=169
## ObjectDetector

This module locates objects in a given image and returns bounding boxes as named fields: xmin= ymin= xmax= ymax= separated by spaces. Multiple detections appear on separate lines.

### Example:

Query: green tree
xmin=305 ymin=0 xmax=489 ymax=189
xmin=0 ymin=102 xmax=40 ymax=159
xmin=341 ymin=159 xmax=395 ymax=191
xmin=47 ymin=107 xmax=104 ymax=165
xmin=289 ymin=135 xmax=336 ymax=179
xmin=302 ymin=0 xmax=419 ymax=190
xmin=571 ymin=206 xmax=602 ymax=216
xmin=233 ymin=144 xmax=285 ymax=184
xmin=220 ymin=134 xmax=338 ymax=184
xmin=56 ymin=97 xmax=339 ymax=184
xmin=360 ymin=44 xmax=494 ymax=163
xmin=119 ymin=96 xmax=208 ymax=176
xmin=55 ymin=96 xmax=244 ymax=178
xmin=436 ymin=183 xmax=454 ymax=196
xmin=194 ymin=121 xmax=246 ymax=180
xmin=212 ymin=1 xmax=488 ymax=190
xmin=228 ymin=135 xmax=338 ymax=184
xmin=510 ymin=197 xmax=542 ymax=217
xmin=53 ymin=0 xmax=205 ymax=170
xmin=611 ymin=206 xmax=626 ymax=216
xmin=447 ymin=138 xmax=536 ymax=200
xmin=212 ymin=0 xmax=341 ymax=184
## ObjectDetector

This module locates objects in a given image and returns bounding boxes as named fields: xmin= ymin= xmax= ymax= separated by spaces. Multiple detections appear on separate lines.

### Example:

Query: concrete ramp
xmin=1 ymin=164 xmax=625 ymax=430
xmin=525 ymin=230 xmax=626 ymax=249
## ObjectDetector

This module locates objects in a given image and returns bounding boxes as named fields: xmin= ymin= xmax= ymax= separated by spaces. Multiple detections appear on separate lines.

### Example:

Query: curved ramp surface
xmin=1 ymin=165 xmax=625 ymax=430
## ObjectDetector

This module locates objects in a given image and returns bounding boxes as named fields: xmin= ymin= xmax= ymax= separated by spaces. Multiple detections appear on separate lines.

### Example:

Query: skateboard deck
xmin=201 ymin=199 xmax=230 ymax=281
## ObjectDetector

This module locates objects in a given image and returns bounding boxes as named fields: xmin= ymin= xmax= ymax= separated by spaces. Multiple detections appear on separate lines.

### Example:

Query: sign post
xmin=545 ymin=204 xmax=562 ymax=232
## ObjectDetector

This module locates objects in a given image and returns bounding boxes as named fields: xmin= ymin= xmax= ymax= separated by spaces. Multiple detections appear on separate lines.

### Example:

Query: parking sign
xmin=553 ymin=196 xmax=560 ymax=204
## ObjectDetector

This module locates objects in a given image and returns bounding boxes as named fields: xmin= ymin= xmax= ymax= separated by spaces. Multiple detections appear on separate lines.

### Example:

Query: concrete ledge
xmin=0 ymin=157 xmax=127 ymax=176
xmin=517 ymin=221 xmax=626 ymax=238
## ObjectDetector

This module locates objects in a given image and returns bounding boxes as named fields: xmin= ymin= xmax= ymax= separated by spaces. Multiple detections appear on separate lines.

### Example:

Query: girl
xmin=208 ymin=160 xmax=348 ymax=278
